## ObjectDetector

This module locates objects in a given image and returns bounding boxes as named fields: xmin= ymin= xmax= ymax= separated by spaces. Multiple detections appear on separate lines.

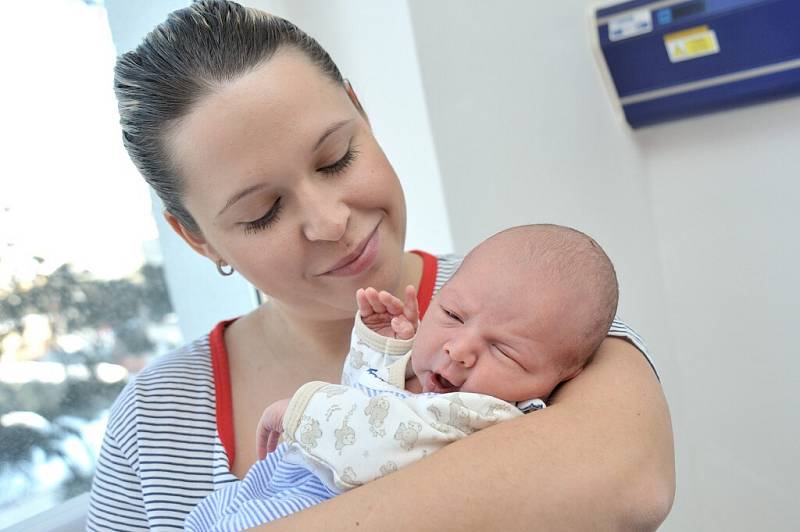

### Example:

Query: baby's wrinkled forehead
xmin=452 ymin=240 xmax=552 ymax=296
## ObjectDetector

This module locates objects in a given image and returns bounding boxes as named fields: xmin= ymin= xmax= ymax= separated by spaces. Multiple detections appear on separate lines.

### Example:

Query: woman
xmin=88 ymin=1 xmax=674 ymax=530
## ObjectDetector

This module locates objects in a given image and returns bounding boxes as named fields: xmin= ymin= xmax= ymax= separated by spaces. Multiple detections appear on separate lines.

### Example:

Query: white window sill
xmin=1 ymin=493 xmax=88 ymax=532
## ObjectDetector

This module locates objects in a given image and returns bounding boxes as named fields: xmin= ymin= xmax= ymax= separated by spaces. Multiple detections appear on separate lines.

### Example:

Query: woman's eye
xmin=318 ymin=145 xmax=359 ymax=175
xmin=243 ymin=198 xmax=282 ymax=235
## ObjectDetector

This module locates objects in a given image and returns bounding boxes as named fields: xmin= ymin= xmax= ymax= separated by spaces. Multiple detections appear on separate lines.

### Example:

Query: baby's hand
xmin=256 ymin=398 xmax=290 ymax=460
xmin=356 ymin=285 xmax=419 ymax=340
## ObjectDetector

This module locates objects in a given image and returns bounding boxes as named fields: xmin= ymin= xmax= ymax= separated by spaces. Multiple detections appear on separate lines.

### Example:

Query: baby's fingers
xmin=256 ymin=424 xmax=270 ymax=461
xmin=364 ymin=287 xmax=387 ymax=314
xmin=378 ymin=290 xmax=405 ymax=316
xmin=356 ymin=288 xmax=372 ymax=317
xmin=391 ymin=315 xmax=416 ymax=340
xmin=266 ymin=430 xmax=281 ymax=455
xmin=403 ymin=285 xmax=420 ymax=326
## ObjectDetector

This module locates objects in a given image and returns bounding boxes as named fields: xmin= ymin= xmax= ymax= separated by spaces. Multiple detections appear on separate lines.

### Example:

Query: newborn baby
xmin=186 ymin=224 xmax=619 ymax=531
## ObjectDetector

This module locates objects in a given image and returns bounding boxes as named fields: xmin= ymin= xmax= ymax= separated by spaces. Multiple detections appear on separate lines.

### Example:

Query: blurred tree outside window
xmin=0 ymin=0 xmax=181 ymax=526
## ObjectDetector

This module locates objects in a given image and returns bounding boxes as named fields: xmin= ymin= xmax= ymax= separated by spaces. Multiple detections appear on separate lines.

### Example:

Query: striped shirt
xmin=86 ymin=252 xmax=654 ymax=531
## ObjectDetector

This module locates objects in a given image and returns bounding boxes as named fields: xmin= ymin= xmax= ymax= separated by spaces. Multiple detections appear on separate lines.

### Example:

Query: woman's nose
xmin=300 ymin=183 xmax=350 ymax=242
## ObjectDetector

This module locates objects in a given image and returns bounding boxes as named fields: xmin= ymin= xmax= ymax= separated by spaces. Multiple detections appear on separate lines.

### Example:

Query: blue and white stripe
xmin=87 ymin=338 xmax=238 ymax=531
xmin=184 ymin=445 xmax=337 ymax=531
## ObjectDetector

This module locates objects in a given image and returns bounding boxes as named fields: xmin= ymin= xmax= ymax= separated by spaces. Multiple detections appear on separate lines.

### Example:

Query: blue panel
xmin=622 ymin=65 xmax=800 ymax=127
xmin=598 ymin=0 xmax=680 ymax=18
xmin=594 ymin=0 xmax=800 ymax=127
xmin=655 ymin=8 xmax=674 ymax=25
xmin=601 ymin=0 xmax=800 ymax=97
xmin=598 ymin=0 xmax=762 ymax=20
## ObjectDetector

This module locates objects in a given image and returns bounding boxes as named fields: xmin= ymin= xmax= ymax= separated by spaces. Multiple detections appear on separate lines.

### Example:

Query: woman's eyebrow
xmin=313 ymin=119 xmax=352 ymax=151
xmin=217 ymin=183 xmax=268 ymax=218
xmin=216 ymin=120 xmax=353 ymax=219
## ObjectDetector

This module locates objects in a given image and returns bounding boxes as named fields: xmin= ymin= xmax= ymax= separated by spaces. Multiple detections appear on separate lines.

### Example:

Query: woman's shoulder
xmin=608 ymin=316 xmax=659 ymax=379
xmin=136 ymin=333 xmax=215 ymax=380
xmin=105 ymin=333 xmax=217 ymax=436
xmin=434 ymin=253 xmax=463 ymax=291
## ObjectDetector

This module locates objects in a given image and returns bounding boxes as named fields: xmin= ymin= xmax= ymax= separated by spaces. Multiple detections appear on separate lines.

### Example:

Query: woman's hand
xmin=356 ymin=285 xmax=419 ymax=339
xmin=256 ymin=398 xmax=291 ymax=460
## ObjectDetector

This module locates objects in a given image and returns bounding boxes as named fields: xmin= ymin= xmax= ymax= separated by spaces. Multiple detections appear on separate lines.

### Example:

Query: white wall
xmin=407 ymin=0 xmax=799 ymax=530
xmin=638 ymin=100 xmax=800 ymax=530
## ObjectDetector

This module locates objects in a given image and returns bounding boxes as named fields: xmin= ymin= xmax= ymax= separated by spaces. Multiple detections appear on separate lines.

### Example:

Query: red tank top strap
xmin=210 ymin=319 xmax=237 ymax=468
xmin=409 ymin=250 xmax=438 ymax=319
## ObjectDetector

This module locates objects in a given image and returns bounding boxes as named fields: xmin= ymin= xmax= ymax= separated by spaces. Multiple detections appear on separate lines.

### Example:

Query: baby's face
xmin=410 ymin=253 xmax=584 ymax=402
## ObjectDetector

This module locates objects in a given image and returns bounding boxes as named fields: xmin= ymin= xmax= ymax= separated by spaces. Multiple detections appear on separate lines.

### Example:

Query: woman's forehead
xmin=168 ymin=50 xmax=352 ymax=189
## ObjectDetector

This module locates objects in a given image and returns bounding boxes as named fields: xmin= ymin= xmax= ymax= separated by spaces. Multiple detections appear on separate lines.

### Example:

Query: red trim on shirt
xmin=409 ymin=250 xmax=438 ymax=319
xmin=209 ymin=252 xmax=439 ymax=469
xmin=210 ymin=319 xmax=238 ymax=468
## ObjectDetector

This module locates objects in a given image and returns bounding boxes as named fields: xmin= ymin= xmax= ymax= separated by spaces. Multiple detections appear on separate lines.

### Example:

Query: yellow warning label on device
xmin=664 ymin=25 xmax=720 ymax=63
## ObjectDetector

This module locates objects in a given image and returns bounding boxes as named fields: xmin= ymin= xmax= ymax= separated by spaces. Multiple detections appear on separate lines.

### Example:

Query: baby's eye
xmin=442 ymin=307 xmax=463 ymax=323
xmin=493 ymin=346 xmax=524 ymax=368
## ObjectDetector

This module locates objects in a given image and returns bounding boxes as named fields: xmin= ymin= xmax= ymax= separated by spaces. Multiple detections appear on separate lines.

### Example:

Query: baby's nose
xmin=444 ymin=342 xmax=477 ymax=368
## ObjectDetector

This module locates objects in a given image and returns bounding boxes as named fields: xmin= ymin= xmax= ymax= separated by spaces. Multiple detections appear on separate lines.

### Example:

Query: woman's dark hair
xmin=114 ymin=0 xmax=343 ymax=234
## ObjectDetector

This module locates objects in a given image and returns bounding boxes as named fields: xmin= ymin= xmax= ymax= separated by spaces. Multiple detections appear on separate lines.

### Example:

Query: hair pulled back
xmin=114 ymin=0 xmax=343 ymax=234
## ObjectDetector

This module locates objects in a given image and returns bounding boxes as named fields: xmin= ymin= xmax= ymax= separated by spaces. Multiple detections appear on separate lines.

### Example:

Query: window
xmin=0 ymin=1 xmax=181 ymax=526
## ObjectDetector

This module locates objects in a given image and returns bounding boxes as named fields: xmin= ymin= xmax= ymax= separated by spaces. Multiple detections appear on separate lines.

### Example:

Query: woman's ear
xmin=344 ymin=79 xmax=370 ymax=125
xmin=164 ymin=210 xmax=220 ymax=262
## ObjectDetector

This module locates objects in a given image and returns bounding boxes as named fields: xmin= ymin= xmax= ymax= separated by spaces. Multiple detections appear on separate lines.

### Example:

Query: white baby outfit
xmin=280 ymin=314 xmax=545 ymax=492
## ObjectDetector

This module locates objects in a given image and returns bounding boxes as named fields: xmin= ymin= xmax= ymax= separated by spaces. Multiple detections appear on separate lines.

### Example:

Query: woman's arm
xmin=87 ymin=429 xmax=149 ymax=531
xmin=254 ymin=337 xmax=675 ymax=531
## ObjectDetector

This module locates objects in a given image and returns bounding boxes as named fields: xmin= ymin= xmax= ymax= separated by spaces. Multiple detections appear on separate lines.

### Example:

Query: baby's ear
xmin=561 ymin=365 xmax=585 ymax=382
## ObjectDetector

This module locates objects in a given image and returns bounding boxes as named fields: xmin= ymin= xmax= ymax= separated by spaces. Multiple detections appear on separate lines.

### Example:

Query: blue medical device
xmin=592 ymin=0 xmax=800 ymax=128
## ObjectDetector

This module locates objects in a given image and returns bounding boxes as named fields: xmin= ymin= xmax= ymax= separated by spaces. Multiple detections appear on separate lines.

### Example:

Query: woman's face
xmin=167 ymin=49 xmax=407 ymax=320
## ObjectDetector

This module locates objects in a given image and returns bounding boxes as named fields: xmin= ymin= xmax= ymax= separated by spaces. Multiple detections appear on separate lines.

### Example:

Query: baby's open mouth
xmin=434 ymin=373 xmax=458 ymax=391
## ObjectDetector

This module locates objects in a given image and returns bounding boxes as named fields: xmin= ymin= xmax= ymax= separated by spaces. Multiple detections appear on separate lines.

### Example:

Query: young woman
xmin=88 ymin=1 xmax=674 ymax=530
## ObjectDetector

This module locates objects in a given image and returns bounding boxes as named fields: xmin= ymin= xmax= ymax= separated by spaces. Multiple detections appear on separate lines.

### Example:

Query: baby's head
xmin=411 ymin=224 xmax=618 ymax=402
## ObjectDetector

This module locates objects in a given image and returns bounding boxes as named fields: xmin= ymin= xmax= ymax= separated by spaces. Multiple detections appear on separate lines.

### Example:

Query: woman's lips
xmin=321 ymin=225 xmax=380 ymax=277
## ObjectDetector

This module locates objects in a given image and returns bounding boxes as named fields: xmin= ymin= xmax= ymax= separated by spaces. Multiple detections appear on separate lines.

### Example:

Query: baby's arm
xmin=280 ymin=383 xmax=523 ymax=492
xmin=259 ymin=287 xmax=421 ymax=461
xmin=341 ymin=286 xmax=419 ymax=385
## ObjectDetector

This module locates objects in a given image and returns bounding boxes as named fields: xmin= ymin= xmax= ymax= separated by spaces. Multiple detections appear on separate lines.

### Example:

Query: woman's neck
xmin=397 ymin=251 xmax=423 ymax=298
xmin=244 ymin=251 xmax=425 ymax=372
xmin=258 ymin=301 xmax=354 ymax=365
